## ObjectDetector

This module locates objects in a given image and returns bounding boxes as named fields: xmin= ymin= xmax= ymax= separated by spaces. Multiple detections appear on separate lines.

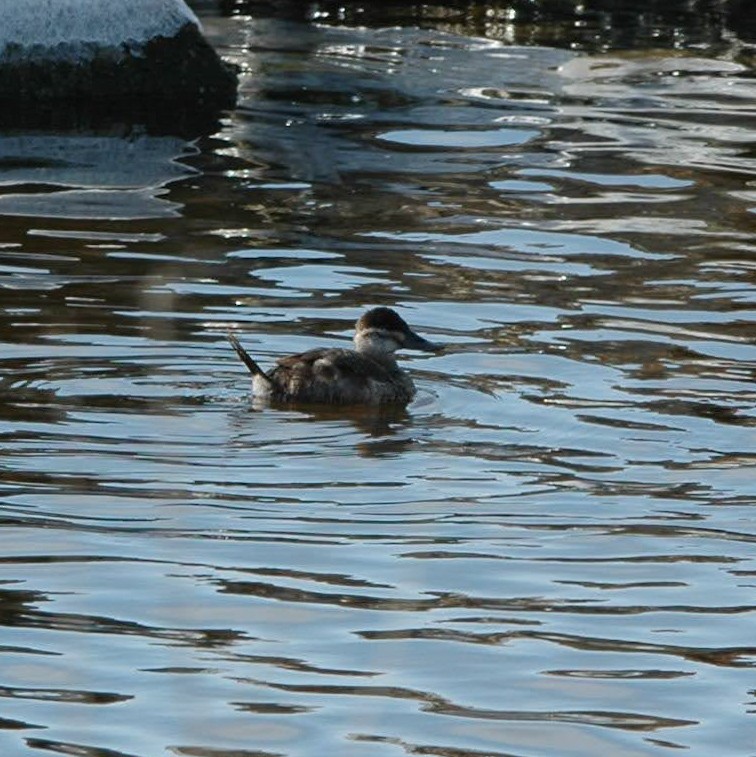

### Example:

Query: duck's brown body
xmin=255 ymin=347 xmax=415 ymax=404
xmin=228 ymin=307 xmax=440 ymax=406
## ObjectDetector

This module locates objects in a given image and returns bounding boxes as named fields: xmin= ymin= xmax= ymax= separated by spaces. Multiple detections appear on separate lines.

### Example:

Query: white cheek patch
xmin=358 ymin=328 xmax=403 ymax=353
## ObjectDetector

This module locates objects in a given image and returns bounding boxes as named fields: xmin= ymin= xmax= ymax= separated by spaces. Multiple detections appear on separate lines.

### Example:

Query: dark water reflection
xmin=1 ymin=3 xmax=755 ymax=756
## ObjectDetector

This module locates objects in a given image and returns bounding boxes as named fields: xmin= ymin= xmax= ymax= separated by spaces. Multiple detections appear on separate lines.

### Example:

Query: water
xmin=1 ymin=4 xmax=755 ymax=756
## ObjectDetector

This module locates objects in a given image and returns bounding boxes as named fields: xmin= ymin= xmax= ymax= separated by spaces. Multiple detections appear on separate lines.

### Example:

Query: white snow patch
xmin=0 ymin=0 xmax=199 ymax=60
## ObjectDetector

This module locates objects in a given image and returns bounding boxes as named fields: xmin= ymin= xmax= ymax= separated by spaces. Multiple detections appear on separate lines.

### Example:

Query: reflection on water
xmin=0 ymin=133 xmax=197 ymax=219
xmin=222 ymin=0 xmax=756 ymax=51
xmin=1 ymin=3 xmax=756 ymax=756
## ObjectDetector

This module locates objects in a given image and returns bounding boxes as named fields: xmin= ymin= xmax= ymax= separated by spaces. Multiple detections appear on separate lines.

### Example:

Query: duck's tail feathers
xmin=226 ymin=333 xmax=275 ymax=386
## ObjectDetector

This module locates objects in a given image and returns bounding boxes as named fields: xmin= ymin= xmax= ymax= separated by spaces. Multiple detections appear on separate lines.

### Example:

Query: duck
xmin=227 ymin=307 xmax=441 ymax=404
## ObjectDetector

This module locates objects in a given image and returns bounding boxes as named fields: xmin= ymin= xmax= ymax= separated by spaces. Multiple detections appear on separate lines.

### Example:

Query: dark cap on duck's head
xmin=357 ymin=307 xmax=410 ymax=333
xmin=356 ymin=307 xmax=441 ymax=353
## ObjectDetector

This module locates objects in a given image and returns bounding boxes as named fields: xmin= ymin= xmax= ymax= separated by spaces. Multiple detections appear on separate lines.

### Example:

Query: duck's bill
xmin=405 ymin=330 xmax=443 ymax=352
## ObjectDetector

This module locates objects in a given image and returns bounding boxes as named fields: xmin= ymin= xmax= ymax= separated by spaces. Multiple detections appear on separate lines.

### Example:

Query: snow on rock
xmin=0 ymin=0 xmax=200 ymax=61
xmin=0 ymin=0 xmax=237 ymax=108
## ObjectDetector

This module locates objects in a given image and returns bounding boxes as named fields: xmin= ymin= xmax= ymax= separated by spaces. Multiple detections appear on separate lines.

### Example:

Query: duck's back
xmin=261 ymin=347 xmax=415 ymax=404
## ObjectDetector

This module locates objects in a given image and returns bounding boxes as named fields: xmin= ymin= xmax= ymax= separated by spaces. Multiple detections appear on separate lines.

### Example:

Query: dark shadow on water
xmin=0 ymin=99 xmax=229 ymax=140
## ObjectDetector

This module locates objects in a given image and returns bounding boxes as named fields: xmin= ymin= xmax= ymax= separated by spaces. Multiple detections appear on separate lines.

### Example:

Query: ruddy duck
xmin=227 ymin=307 xmax=441 ymax=404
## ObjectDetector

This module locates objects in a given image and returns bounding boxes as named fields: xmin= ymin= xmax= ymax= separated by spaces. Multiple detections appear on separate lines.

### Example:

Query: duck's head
xmin=354 ymin=307 xmax=442 ymax=357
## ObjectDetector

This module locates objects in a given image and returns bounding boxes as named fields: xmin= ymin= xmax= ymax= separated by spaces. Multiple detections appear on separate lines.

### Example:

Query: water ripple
xmin=0 ymin=10 xmax=754 ymax=757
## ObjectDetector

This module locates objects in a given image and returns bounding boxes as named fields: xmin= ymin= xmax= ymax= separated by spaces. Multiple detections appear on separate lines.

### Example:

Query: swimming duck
xmin=227 ymin=307 xmax=441 ymax=404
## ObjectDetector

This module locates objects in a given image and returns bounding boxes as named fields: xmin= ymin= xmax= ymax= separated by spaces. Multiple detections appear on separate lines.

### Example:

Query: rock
xmin=0 ymin=0 xmax=237 ymax=108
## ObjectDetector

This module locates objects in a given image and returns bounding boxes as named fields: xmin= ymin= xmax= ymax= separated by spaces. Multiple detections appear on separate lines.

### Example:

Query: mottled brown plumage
xmin=228 ymin=307 xmax=441 ymax=405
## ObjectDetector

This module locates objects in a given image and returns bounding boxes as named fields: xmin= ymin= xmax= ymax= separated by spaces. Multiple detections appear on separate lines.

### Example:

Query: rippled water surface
xmin=1 ymin=4 xmax=756 ymax=756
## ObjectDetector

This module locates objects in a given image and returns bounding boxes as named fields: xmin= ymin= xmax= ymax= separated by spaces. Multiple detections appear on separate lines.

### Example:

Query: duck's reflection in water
xmin=229 ymin=395 xmax=417 ymax=457
xmin=301 ymin=402 xmax=416 ymax=457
